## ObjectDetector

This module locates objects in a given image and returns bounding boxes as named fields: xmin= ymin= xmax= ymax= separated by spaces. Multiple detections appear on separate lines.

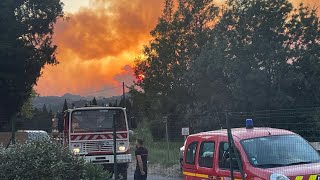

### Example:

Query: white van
xmin=0 ymin=130 xmax=50 ymax=147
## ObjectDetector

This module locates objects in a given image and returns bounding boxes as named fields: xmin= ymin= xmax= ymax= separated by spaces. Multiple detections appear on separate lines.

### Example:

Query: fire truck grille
xmin=82 ymin=142 xmax=113 ymax=153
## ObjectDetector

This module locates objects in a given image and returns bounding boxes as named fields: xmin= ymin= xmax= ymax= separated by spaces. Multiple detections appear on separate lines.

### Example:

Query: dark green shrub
xmin=82 ymin=163 xmax=112 ymax=180
xmin=132 ymin=124 xmax=153 ymax=146
xmin=0 ymin=141 xmax=111 ymax=180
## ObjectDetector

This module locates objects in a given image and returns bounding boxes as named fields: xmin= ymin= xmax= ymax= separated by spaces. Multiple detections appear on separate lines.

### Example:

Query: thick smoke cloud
xmin=36 ymin=0 xmax=163 ymax=96
xmin=35 ymin=0 xmax=319 ymax=96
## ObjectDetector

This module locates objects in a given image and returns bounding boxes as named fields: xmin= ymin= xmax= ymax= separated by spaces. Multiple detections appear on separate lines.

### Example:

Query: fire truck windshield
xmin=241 ymin=135 xmax=320 ymax=168
xmin=71 ymin=109 xmax=127 ymax=132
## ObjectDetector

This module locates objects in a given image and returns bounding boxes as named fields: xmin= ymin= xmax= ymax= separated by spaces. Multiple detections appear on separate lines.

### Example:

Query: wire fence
xmin=134 ymin=107 xmax=320 ymax=141
xmin=126 ymin=107 xmax=320 ymax=179
xmin=3 ymin=107 xmax=320 ymax=179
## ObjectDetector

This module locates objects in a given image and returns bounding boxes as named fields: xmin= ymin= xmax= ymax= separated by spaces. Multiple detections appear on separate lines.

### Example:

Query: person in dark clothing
xmin=134 ymin=138 xmax=148 ymax=180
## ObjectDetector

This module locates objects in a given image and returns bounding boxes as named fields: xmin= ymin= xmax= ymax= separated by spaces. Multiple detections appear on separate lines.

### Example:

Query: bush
xmin=82 ymin=163 xmax=112 ymax=180
xmin=132 ymin=124 xmax=153 ymax=146
xmin=0 ymin=141 xmax=111 ymax=180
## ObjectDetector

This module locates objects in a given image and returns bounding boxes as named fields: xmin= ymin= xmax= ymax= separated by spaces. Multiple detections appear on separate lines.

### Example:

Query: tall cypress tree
xmin=92 ymin=97 xmax=98 ymax=105
xmin=62 ymin=99 xmax=68 ymax=112
xmin=42 ymin=104 xmax=48 ymax=114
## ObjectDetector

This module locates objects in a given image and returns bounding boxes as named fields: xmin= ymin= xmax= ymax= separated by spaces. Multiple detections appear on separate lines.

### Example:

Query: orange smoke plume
xmin=35 ymin=0 xmax=163 ymax=96
xmin=35 ymin=0 xmax=319 ymax=96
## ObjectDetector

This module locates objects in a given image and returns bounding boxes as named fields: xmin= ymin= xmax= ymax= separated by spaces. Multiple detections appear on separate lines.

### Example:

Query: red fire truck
xmin=62 ymin=107 xmax=131 ymax=179
xmin=182 ymin=120 xmax=320 ymax=180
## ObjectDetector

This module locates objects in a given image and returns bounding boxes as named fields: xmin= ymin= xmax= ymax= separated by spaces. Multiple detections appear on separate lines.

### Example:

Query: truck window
xmin=185 ymin=142 xmax=198 ymax=165
xmin=219 ymin=142 xmax=241 ymax=170
xmin=198 ymin=141 xmax=214 ymax=168
xmin=71 ymin=109 xmax=127 ymax=132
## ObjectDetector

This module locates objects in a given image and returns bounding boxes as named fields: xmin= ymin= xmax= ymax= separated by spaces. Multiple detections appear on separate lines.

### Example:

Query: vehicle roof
xmin=66 ymin=106 xmax=126 ymax=112
xmin=190 ymin=127 xmax=296 ymax=141
xmin=17 ymin=130 xmax=48 ymax=134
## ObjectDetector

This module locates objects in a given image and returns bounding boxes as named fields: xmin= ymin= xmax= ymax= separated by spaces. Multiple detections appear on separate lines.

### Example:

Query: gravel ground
xmin=128 ymin=172 xmax=182 ymax=180
xmin=127 ymin=163 xmax=182 ymax=180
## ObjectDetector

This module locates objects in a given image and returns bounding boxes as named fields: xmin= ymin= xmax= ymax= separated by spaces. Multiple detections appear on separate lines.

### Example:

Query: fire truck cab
xmin=182 ymin=122 xmax=320 ymax=180
xmin=62 ymin=107 xmax=131 ymax=179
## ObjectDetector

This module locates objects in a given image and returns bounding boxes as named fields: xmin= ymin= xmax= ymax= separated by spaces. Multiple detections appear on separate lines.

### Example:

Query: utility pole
xmin=114 ymin=82 xmax=125 ymax=179
xmin=11 ymin=116 xmax=16 ymax=145
xmin=122 ymin=82 xmax=126 ymax=108
xmin=113 ymin=115 xmax=117 ymax=180
xmin=225 ymin=112 xmax=234 ymax=180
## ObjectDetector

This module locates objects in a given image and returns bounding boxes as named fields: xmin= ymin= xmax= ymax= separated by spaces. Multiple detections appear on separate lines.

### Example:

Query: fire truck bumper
xmin=81 ymin=154 xmax=132 ymax=164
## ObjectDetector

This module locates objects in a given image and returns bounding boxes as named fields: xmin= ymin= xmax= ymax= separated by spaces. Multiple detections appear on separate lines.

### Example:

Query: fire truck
xmin=182 ymin=120 xmax=320 ymax=180
xmin=61 ymin=107 xmax=131 ymax=179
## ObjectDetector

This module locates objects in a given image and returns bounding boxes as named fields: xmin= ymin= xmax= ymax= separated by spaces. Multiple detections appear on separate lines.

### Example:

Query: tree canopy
xmin=0 ymin=0 xmax=64 ymax=130
xmin=132 ymin=0 xmax=320 ymax=140
xmin=132 ymin=0 xmax=220 ymax=138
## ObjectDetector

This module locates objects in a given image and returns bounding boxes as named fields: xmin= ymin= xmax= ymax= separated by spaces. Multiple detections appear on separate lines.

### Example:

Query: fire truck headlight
xmin=118 ymin=146 xmax=126 ymax=152
xmin=270 ymin=173 xmax=290 ymax=180
xmin=72 ymin=148 xmax=80 ymax=155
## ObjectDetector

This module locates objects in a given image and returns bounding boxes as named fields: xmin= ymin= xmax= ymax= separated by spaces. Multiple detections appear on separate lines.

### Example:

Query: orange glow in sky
xmin=35 ymin=0 xmax=319 ymax=97
xmin=35 ymin=0 xmax=163 ymax=96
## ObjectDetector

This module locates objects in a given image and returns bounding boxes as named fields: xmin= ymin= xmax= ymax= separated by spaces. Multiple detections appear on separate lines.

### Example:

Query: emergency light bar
xmin=246 ymin=119 xmax=253 ymax=129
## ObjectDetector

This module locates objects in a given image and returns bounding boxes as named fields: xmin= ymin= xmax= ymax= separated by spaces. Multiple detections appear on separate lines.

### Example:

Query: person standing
xmin=134 ymin=139 xmax=148 ymax=180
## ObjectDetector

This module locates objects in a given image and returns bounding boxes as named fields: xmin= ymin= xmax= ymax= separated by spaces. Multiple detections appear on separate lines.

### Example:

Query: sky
xmin=35 ymin=0 xmax=163 ymax=97
xmin=35 ymin=0 xmax=319 ymax=97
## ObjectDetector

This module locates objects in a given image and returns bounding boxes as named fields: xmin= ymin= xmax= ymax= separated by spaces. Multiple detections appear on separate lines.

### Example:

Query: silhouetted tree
xmin=0 ymin=0 xmax=64 ymax=130
xmin=92 ymin=97 xmax=98 ymax=105
xmin=42 ymin=105 xmax=48 ymax=114
xmin=62 ymin=99 xmax=68 ymax=112
xmin=132 ymin=0 xmax=320 ymax=140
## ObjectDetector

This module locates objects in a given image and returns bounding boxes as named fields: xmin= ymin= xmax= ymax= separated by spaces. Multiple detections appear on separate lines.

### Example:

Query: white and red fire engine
xmin=62 ymin=106 xmax=131 ymax=179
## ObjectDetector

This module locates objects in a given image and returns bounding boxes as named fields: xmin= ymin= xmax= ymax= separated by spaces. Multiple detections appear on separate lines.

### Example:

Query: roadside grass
xmin=148 ymin=141 xmax=182 ymax=166
xmin=131 ymin=141 xmax=183 ymax=166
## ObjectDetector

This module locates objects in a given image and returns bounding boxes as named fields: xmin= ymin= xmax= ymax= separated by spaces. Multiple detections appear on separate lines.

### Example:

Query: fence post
xmin=226 ymin=112 xmax=245 ymax=180
xmin=113 ymin=115 xmax=117 ymax=180
xmin=163 ymin=116 xmax=169 ymax=162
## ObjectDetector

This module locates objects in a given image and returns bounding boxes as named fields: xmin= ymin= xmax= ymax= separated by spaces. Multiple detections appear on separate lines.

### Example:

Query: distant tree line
xmin=131 ymin=0 xmax=320 ymax=141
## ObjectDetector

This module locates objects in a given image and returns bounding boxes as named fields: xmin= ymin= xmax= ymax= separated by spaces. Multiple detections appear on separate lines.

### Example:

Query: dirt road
xmin=127 ymin=163 xmax=182 ymax=180
xmin=128 ymin=171 xmax=182 ymax=180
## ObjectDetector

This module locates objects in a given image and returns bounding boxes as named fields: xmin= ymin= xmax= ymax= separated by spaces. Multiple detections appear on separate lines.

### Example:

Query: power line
xmin=231 ymin=111 xmax=318 ymax=117
xmin=228 ymin=106 xmax=320 ymax=114
xmin=82 ymin=85 xmax=122 ymax=96
xmin=81 ymin=82 xmax=134 ymax=96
